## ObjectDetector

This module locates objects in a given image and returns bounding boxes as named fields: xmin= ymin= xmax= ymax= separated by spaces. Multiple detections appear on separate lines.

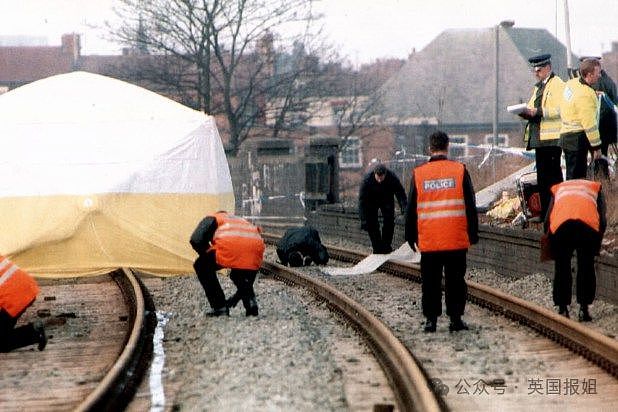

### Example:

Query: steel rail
xmin=75 ymin=268 xmax=155 ymax=412
xmin=263 ymin=232 xmax=618 ymax=378
xmin=260 ymin=260 xmax=444 ymax=412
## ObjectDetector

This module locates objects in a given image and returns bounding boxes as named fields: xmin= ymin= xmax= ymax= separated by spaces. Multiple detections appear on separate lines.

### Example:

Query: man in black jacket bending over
xmin=358 ymin=163 xmax=407 ymax=254
xmin=276 ymin=226 xmax=329 ymax=267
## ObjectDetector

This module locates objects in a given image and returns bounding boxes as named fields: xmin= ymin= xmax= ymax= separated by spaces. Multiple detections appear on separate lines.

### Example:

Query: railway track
xmin=5 ymin=231 xmax=615 ymax=410
xmin=0 ymin=268 xmax=155 ymax=411
xmin=262 ymin=232 xmax=618 ymax=410
xmin=260 ymin=260 xmax=444 ymax=412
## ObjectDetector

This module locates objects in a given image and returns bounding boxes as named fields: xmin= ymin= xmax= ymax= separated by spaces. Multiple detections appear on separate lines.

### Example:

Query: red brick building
xmin=2 ymin=31 xmax=616 ymax=206
xmin=0 ymin=34 xmax=81 ymax=91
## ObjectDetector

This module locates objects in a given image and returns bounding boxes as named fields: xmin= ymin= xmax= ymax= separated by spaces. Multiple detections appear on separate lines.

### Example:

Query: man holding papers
xmin=518 ymin=54 xmax=565 ymax=219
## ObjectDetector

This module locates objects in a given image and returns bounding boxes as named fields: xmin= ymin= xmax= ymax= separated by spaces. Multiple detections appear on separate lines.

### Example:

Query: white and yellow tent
xmin=0 ymin=71 xmax=234 ymax=276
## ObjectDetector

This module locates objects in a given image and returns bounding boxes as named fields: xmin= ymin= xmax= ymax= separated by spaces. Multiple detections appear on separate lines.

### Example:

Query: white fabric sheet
xmin=323 ymin=242 xmax=420 ymax=276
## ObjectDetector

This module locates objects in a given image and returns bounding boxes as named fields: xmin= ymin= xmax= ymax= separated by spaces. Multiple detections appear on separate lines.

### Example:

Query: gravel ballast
xmin=132 ymin=269 xmax=395 ymax=411
xmin=127 ymin=235 xmax=617 ymax=411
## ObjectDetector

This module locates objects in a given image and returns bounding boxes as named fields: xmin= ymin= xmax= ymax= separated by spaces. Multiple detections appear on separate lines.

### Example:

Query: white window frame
xmin=339 ymin=136 xmax=363 ymax=168
xmin=448 ymin=134 xmax=469 ymax=158
xmin=484 ymin=133 xmax=509 ymax=147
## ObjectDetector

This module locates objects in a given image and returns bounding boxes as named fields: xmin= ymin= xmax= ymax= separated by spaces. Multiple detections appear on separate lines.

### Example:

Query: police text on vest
xmin=423 ymin=178 xmax=455 ymax=191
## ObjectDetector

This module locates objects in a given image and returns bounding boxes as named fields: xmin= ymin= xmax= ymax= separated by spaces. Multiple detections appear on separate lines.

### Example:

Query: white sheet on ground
xmin=323 ymin=242 xmax=420 ymax=276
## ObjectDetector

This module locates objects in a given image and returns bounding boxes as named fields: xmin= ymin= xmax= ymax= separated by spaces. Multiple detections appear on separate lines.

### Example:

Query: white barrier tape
xmin=149 ymin=311 xmax=172 ymax=412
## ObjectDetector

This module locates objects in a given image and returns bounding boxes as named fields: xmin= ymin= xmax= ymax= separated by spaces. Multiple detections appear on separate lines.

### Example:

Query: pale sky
xmin=1 ymin=0 xmax=617 ymax=65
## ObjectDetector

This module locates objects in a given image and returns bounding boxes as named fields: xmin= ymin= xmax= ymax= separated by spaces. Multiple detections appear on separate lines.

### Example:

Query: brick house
xmin=0 ymin=33 xmax=81 ymax=92
xmin=380 ymin=26 xmax=580 ymax=150
xmin=2 ymin=29 xmax=615 ymax=208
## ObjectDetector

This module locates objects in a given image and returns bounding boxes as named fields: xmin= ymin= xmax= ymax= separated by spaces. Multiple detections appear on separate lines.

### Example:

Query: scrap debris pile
xmin=485 ymin=191 xmax=527 ymax=226
xmin=484 ymin=190 xmax=617 ymax=257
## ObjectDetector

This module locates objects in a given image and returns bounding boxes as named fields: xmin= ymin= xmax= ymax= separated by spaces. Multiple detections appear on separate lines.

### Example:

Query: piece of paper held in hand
xmin=506 ymin=103 xmax=527 ymax=114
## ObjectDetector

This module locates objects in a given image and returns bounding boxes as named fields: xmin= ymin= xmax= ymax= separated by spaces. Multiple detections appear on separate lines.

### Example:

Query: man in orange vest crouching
xmin=544 ymin=179 xmax=606 ymax=321
xmin=190 ymin=211 xmax=265 ymax=317
xmin=405 ymin=131 xmax=479 ymax=333
xmin=0 ymin=256 xmax=47 ymax=352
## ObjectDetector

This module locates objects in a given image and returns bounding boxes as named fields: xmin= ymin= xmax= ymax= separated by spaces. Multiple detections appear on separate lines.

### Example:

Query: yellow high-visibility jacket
xmin=559 ymin=77 xmax=601 ymax=148
xmin=524 ymin=74 xmax=565 ymax=144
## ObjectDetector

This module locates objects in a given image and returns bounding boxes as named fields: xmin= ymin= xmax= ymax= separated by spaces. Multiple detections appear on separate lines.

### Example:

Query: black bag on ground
xmin=276 ymin=227 xmax=329 ymax=267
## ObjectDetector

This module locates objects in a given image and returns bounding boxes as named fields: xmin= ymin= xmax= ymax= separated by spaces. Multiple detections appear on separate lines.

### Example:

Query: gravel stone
xmin=135 ymin=269 xmax=395 ymax=411
xmin=129 ymin=232 xmax=616 ymax=410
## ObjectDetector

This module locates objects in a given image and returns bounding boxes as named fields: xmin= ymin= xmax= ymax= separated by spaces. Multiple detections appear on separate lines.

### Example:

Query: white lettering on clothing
xmin=423 ymin=178 xmax=455 ymax=191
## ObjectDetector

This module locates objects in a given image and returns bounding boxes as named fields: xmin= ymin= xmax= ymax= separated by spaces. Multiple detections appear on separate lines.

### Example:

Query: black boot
xmin=226 ymin=292 xmax=241 ymax=308
xmin=206 ymin=306 xmax=229 ymax=317
xmin=423 ymin=318 xmax=437 ymax=333
xmin=34 ymin=321 xmax=47 ymax=351
xmin=303 ymin=255 xmax=313 ymax=266
xmin=578 ymin=305 xmax=592 ymax=322
xmin=558 ymin=305 xmax=569 ymax=318
xmin=288 ymin=251 xmax=304 ymax=267
xmin=449 ymin=316 xmax=469 ymax=332
xmin=243 ymin=296 xmax=258 ymax=317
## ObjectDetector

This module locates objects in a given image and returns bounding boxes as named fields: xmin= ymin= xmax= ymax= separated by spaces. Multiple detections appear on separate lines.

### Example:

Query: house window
xmin=331 ymin=99 xmax=349 ymax=124
xmin=449 ymin=134 xmax=468 ymax=159
xmin=484 ymin=134 xmax=509 ymax=147
xmin=339 ymin=136 xmax=362 ymax=168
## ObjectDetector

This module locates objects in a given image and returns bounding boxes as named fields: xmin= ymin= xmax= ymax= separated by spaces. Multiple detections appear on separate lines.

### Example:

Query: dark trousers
xmin=194 ymin=251 xmax=257 ymax=310
xmin=0 ymin=309 xmax=39 ymax=353
xmin=420 ymin=250 xmax=467 ymax=320
xmin=563 ymin=132 xmax=590 ymax=180
xmin=600 ymin=140 xmax=612 ymax=157
xmin=365 ymin=206 xmax=395 ymax=253
xmin=535 ymin=146 xmax=563 ymax=218
xmin=599 ymin=111 xmax=617 ymax=156
xmin=551 ymin=221 xmax=600 ymax=306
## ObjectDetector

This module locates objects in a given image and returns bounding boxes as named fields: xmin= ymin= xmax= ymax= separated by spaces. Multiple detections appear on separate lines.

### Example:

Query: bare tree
xmin=330 ymin=61 xmax=402 ymax=163
xmin=107 ymin=0 xmax=321 ymax=153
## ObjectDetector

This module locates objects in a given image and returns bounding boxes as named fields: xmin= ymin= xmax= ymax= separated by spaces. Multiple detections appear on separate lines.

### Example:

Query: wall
xmin=307 ymin=204 xmax=618 ymax=305
xmin=228 ymin=150 xmax=305 ymax=218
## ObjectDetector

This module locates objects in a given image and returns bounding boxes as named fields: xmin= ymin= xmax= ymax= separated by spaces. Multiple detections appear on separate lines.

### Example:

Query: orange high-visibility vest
xmin=210 ymin=212 xmax=265 ymax=270
xmin=0 ymin=256 xmax=39 ymax=318
xmin=414 ymin=160 xmax=470 ymax=252
xmin=549 ymin=179 xmax=601 ymax=234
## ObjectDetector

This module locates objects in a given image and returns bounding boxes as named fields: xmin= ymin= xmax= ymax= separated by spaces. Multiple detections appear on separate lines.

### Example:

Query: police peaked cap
xmin=528 ymin=54 xmax=551 ymax=67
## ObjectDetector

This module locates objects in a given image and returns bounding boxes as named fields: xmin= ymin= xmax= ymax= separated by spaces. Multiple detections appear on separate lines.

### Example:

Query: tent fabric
xmin=0 ymin=71 xmax=234 ymax=277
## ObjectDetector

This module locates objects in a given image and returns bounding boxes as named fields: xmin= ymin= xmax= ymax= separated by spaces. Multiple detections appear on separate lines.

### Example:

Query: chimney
xmin=61 ymin=33 xmax=81 ymax=60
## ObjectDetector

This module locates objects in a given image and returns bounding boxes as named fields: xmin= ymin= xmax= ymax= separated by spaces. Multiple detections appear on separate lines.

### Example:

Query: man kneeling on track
xmin=276 ymin=226 xmax=329 ymax=267
xmin=190 ymin=211 xmax=265 ymax=317
xmin=0 ymin=256 xmax=47 ymax=352
xmin=544 ymin=179 xmax=606 ymax=321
